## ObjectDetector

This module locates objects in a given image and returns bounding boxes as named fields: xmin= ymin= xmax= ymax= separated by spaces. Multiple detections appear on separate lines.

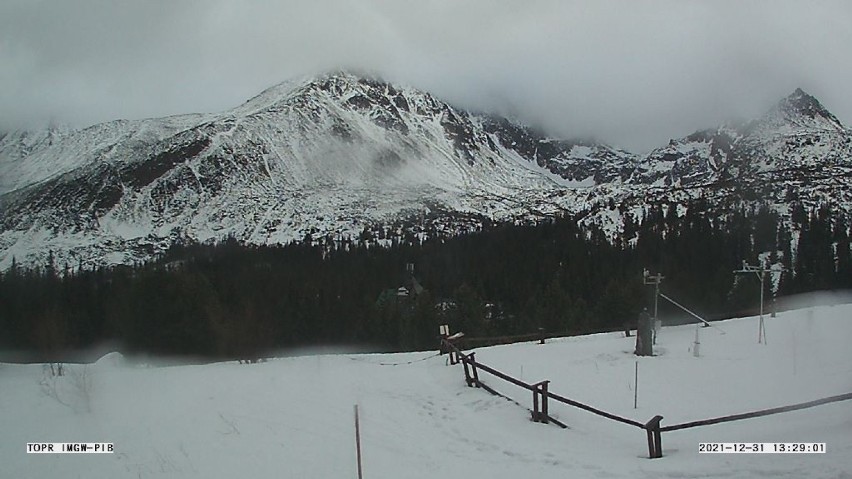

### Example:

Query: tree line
xmin=1 ymin=200 xmax=850 ymax=361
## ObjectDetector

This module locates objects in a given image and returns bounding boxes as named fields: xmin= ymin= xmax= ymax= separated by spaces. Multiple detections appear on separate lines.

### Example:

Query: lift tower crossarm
xmin=733 ymin=261 xmax=785 ymax=345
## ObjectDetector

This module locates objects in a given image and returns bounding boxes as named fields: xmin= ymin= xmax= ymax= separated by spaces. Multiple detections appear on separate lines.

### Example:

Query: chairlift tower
xmin=733 ymin=261 xmax=780 ymax=345
xmin=643 ymin=269 xmax=664 ymax=344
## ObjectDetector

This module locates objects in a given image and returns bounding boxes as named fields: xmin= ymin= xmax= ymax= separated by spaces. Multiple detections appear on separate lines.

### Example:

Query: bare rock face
xmin=1 ymin=73 xmax=850 ymax=270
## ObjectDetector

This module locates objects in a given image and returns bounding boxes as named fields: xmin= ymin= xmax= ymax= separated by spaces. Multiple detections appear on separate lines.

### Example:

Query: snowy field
xmin=2 ymin=304 xmax=851 ymax=478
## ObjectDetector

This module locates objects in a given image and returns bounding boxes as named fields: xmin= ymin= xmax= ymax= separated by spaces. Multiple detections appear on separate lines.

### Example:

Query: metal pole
xmin=355 ymin=405 xmax=363 ymax=479
xmin=634 ymin=361 xmax=638 ymax=409
xmin=693 ymin=325 xmax=700 ymax=358
xmin=759 ymin=271 xmax=766 ymax=344
xmin=653 ymin=279 xmax=660 ymax=342
xmin=734 ymin=262 xmax=784 ymax=346
xmin=658 ymin=293 xmax=724 ymax=333
xmin=643 ymin=270 xmax=664 ymax=344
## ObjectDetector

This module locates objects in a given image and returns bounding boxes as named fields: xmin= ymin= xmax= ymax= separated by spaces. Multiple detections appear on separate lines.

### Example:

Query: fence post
xmin=654 ymin=423 xmax=663 ymax=458
xmin=532 ymin=388 xmax=540 ymax=422
xmin=462 ymin=355 xmax=473 ymax=387
xmin=468 ymin=352 xmax=480 ymax=388
xmin=464 ymin=353 xmax=479 ymax=387
xmin=439 ymin=325 xmax=449 ymax=355
xmin=530 ymin=381 xmax=550 ymax=423
xmin=449 ymin=348 xmax=459 ymax=365
xmin=644 ymin=415 xmax=664 ymax=458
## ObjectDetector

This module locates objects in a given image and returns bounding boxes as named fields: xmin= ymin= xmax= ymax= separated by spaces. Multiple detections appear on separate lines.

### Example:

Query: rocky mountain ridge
xmin=1 ymin=72 xmax=850 ymax=270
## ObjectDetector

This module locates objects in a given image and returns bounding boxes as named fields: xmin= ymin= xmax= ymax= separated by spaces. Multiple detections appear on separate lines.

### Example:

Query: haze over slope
xmin=1 ymin=72 xmax=851 ymax=270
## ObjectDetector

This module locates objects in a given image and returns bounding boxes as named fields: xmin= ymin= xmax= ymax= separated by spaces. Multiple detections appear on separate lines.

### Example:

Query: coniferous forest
xmin=1 ymin=201 xmax=850 ymax=361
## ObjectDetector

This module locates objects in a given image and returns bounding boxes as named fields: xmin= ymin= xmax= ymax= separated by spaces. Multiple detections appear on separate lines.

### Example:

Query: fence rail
xmin=467 ymin=357 xmax=537 ymax=391
xmin=439 ymin=335 xmax=852 ymax=459
xmin=546 ymin=390 xmax=644 ymax=429
xmin=459 ymin=331 xmax=548 ymax=349
xmin=443 ymin=337 xmax=642 ymax=431
xmin=661 ymin=392 xmax=852 ymax=432
xmin=459 ymin=326 xmax=629 ymax=350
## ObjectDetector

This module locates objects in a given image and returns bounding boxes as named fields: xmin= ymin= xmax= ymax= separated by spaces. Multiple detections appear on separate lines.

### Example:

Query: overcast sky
xmin=1 ymin=0 xmax=850 ymax=152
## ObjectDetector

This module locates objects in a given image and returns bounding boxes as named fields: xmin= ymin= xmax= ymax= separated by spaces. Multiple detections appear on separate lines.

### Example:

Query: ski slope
xmin=1 ymin=304 xmax=850 ymax=478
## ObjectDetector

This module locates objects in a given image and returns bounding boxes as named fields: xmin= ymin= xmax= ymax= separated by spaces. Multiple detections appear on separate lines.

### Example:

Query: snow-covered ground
xmin=2 ymin=304 xmax=850 ymax=478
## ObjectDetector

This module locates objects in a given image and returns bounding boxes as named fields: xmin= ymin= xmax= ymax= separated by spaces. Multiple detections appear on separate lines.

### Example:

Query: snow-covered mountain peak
xmin=781 ymin=88 xmax=842 ymax=125
xmin=0 ymin=71 xmax=602 ymax=269
xmin=3 ymin=74 xmax=852 ymax=271
xmin=235 ymin=71 xmax=437 ymax=119
xmin=752 ymin=88 xmax=844 ymax=134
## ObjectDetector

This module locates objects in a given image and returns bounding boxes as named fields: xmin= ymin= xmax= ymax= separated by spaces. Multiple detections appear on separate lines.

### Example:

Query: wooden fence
xmin=458 ymin=330 xmax=549 ymax=349
xmin=660 ymin=392 xmax=852 ymax=432
xmin=457 ymin=326 xmax=629 ymax=350
xmin=440 ymin=337 xmax=852 ymax=459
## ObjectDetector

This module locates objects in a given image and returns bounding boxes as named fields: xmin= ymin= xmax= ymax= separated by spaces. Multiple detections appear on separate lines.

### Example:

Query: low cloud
xmin=1 ymin=0 xmax=850 ymax=151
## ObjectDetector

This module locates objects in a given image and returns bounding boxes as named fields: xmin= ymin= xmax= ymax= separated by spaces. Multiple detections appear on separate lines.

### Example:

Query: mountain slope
xmin=583 ymin=89 xmax=852 ymax=239
xmin=1 ymin=72 xmax=613 ymax=268
xmin=1 ymin=74 xmax=851 ymax=270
